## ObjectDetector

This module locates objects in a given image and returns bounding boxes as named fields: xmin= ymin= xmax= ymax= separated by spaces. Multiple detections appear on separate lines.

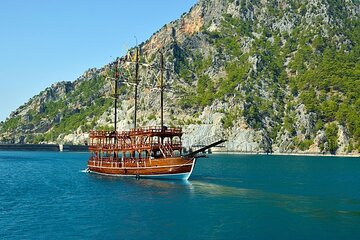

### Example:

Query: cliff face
xmin=1 ymin=0 xmax=360 ymax=155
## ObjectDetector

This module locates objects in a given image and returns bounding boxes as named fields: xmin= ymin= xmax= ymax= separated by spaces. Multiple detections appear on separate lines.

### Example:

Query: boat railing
xmin=89 ymin=142 xmax=182 ymax=150
xmin=88 ymin=156 xmax=150 ymax=167
xmin=90 ymin=126 xmax=182 ymax=139
xmin=128 ymin=126 xmax=182 ymax=135
xmin=89 ymin=131 xmax=120 ymax=138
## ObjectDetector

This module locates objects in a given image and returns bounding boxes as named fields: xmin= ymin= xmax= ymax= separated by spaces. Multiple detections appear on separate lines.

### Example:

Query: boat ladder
xmin=159 ymin=143 xmax=173 ymax=157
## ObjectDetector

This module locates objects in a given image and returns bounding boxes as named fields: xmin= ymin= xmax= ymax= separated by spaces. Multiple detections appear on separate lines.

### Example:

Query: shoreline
xmin=211 ymin=150 xmax=360 ymax=158
xmin=0 ymin=144 xmax=88 ymax=152
xmin=0 ymin=144 xmax=358 ymax=157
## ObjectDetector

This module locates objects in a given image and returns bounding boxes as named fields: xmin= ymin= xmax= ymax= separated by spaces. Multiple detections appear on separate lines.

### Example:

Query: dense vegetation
xmin=1 ymin=74 xmax=113 ymax=143
xmin=174 ymin=0 xmax=360 ymax=152
xmin=1 ymin=0 xmax=359 ymax=153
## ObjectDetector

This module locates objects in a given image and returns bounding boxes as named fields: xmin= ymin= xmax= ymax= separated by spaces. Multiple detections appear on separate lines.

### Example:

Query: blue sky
xmin=0 ymin=0 xmax=197 ymax=121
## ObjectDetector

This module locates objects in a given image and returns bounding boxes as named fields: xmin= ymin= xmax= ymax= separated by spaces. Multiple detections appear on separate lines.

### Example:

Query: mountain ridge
xmin=1 ymin=0 xmax=360 ymax=155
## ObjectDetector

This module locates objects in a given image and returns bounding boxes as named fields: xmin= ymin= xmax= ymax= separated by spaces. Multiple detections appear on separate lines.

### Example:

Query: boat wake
xmin=80 ymin=168 xmax=90 ymax=173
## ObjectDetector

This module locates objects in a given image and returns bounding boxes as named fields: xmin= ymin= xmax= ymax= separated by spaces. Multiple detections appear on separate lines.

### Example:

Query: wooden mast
xmin=160 ymin=51 xmax=164 ymax=131
xmin=134 ymin=47 xmax=140 ymax=130
xmin=114 ymin=60 xmax=119 ymax=132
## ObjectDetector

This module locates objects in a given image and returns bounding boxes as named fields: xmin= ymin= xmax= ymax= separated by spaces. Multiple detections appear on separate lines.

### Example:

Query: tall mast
xmin=160 ymin=52 xmax=164 ymax=130
xmin=134 ymin=47 xmax=140 ymax=130
xmin=114 ymin=60 xmax=119 ymax=132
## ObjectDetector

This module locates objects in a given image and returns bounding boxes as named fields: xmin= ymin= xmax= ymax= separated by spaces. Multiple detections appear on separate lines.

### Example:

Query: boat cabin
xmin=89 ymin=126 xmax=183 ymax=164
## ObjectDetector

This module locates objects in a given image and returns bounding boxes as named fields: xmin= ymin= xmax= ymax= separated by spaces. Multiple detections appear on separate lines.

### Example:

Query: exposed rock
xmin=62 ymin=133 xmax=89 ymax=145
xmin=294 ymin=104 xmax=316 ymax=138
xmin=312 ymin=130 xmax=326 ymax=153
xmin=0 ymin=0 xmax=359 ymax=156
xmin=337 ymin=125 xmax=350 ymax=153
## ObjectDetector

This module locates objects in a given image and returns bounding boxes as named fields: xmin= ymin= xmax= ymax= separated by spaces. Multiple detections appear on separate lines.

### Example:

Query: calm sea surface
xmin=0 ymin=151 xmax=359 ymax=240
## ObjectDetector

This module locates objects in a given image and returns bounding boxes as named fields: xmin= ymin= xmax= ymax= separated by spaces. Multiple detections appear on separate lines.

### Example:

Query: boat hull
xmin=87 ymin=158 xmax=196 ymax=180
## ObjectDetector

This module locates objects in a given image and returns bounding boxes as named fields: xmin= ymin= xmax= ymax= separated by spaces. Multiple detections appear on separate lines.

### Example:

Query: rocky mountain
xmin=1 ymin=0 xmax=360 ymax=155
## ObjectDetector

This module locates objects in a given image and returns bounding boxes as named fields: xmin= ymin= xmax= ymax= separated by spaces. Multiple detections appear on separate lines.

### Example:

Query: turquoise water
xmin=0 ymin=151 xmax=360 ymax=239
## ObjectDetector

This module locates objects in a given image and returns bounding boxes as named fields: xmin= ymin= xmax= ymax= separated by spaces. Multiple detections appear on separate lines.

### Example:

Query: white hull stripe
xmin=88 ymin=170 xmax=191 ymax=180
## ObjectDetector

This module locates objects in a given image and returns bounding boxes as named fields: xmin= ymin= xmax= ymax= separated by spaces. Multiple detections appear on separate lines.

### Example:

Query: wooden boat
xmin=87 ymin=49 xmax=225 ymax=180
xmin=87 ymin=127 xmax=225 ymax=180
